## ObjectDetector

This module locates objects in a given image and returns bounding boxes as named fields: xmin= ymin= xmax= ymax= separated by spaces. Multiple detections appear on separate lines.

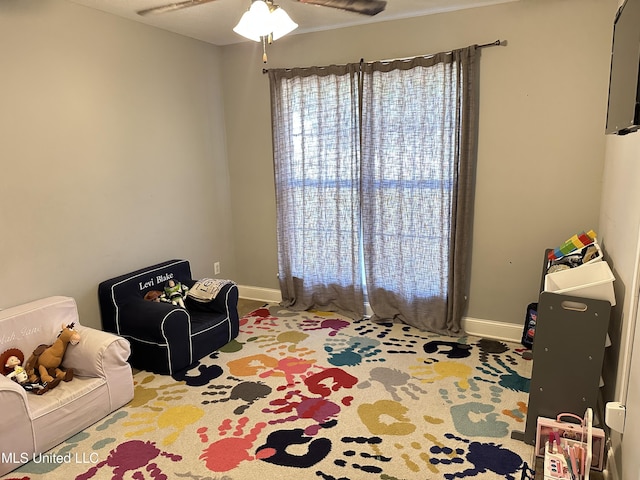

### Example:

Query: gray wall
xmin=0 ymin=0 xmax=618 ymax=332
xmin=0 ymin=0 xmax=235 ymax=328
xmin=224 ymin=0 xmax=618 ymax=326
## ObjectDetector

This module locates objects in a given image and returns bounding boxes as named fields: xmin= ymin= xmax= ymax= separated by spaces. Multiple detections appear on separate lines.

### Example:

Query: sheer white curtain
xmin=268 ymin=64 xmax=365 ymax=319
xmin=361 ymin=48 xmax=479 ymax=335
xmin=268 ymin=47 xmax=479 ymax=334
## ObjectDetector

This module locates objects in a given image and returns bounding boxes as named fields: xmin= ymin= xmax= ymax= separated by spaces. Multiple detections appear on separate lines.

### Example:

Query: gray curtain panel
xmin=361 ymin=47 xmax=479 ymax=335
xmin=268 ymin=64 xmax=366 ymax=319
xmin=268 ymin=46 xmax=479 ymax=335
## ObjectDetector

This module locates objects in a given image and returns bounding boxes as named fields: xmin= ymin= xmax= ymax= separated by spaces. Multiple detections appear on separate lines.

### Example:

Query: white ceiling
xmin=68 ymin=0 xmax=518 ymax=46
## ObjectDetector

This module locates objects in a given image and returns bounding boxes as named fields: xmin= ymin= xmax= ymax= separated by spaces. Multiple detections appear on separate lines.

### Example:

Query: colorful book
xmin=548 ymin=230 xmax=597 ymax=260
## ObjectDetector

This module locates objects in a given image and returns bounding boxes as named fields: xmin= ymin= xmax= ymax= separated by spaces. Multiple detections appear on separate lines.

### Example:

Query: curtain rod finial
xmin=478 ymin=39 xmax=507 ymax=49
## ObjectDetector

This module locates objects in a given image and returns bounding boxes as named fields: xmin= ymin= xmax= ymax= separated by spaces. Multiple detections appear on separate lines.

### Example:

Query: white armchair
xmin=0 ymin=296 xmax=133 ymax=477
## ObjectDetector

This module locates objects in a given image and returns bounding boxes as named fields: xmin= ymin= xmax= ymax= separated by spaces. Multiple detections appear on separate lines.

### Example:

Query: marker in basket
xmin=573 ymin=445 xmax=581 ymax=479
xmin=550 ymin=431 xmax=561 ymax=454
xmin=561 ymin=440 xmax=576 ymax=480
xmin=575 ymin=445 xmax=585 ymax=479
xmin=569 ymin=445 xmax=579 ymax=480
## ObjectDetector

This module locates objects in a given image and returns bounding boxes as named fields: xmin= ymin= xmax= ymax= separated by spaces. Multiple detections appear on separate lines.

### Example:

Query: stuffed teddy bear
xmin=143 ymin=290 xmax=164 ymax=302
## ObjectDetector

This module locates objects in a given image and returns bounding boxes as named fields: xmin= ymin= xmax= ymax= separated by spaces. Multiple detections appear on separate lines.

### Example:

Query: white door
xmin=621 ymin=298 xmax=640 ymax=478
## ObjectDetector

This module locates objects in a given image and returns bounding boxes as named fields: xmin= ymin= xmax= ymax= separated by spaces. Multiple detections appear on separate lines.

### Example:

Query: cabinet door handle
xmin=560 ymin=300 xmax=588 ymax=312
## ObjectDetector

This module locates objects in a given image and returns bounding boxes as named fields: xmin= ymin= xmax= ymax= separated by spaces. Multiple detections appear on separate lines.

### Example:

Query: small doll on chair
xmin=1 ymin=348 xmax=47 ymax=393
xmin=162 ymin=279 xmax=189 ymax=308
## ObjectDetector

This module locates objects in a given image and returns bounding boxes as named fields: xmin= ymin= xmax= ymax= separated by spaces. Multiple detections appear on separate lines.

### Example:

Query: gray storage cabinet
xmin=520 ymin=250 xmax=612 ymax=445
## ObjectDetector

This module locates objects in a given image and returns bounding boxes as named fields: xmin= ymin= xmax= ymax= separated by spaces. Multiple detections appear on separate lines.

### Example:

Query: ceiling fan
xmin=136 ymin=0 xmax=387 ymax=17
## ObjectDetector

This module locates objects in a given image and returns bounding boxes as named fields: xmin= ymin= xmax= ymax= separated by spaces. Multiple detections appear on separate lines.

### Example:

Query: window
xmin=268 ymin=47 xmax=478 ymax=335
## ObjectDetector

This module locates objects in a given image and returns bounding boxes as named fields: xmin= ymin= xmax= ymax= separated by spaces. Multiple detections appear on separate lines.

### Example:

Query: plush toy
xmin=144 ymin=290 xmax=164 ymax=302
xmin=1 ymin=348 xmax=48 ymax=393
xmin=162 ymin=279 xmax=189 ymax=308
xmin=25 ymin=323 xmax=80 ymax=393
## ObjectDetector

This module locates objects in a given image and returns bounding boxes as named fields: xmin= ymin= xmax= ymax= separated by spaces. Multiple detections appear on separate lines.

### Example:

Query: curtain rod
xmin=262 ymin=39 xmax=506 ymax=74
xmin=375 ymin=39 xmax=506 ymax=63
xmin=479 ymin=39 xmax=506 ymax=49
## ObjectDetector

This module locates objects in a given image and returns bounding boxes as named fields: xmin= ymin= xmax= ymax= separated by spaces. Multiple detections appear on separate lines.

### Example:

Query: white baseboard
xmin=237 ymin=285 xmax=282 ymax=303
xmin=463 ymin=316 xmax=523 ymax=343
xmin=238 ymin=286 xmax=523 ymax=344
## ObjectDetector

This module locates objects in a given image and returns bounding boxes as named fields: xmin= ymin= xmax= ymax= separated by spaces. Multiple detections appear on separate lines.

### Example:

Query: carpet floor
xmin=2 ymin=304 xmax=536 ymax=480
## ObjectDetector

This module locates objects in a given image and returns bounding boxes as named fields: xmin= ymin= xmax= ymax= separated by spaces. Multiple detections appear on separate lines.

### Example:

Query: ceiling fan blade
xmin=137 ymin=0 xmax=219 ymax=16
xmin=297 ymin=0 xmax=386 ymax=16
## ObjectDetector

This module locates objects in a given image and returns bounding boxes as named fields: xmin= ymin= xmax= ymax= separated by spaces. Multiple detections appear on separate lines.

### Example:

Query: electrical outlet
xmin=214 ymin=262 xmax=221 ymax=275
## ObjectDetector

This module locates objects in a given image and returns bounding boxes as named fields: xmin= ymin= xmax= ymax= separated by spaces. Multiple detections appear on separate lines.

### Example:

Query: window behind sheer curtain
xmin=268 ymin=47 xmax=479 ymax=334
xmin=269 ymin=64 xmax=365 ymax=319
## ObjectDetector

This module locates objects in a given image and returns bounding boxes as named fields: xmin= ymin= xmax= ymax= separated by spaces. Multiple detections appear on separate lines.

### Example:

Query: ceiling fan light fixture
xmin=233 ymin=13 xmax=262 ymax=41
xmin=233 ymin=1 xmax=270 ymax=41
xmin=270 ymin=7 xmax=298 ymax=41
xmin=233 ymin=0 xmax=298 ymax=42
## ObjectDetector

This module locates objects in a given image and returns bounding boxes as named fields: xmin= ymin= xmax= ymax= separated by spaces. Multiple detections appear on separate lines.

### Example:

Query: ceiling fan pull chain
xmin=262 ymin=36 xmax=268 ymax=63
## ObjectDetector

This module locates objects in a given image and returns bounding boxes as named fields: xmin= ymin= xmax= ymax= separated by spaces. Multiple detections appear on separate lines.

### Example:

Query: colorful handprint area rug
xmin=2 ymin=305 xmax=536 ymax=480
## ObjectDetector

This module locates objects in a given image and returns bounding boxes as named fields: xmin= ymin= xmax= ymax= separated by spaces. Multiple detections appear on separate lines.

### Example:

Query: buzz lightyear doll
xmin=163 ymin=279 xmax=189 ymax=308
